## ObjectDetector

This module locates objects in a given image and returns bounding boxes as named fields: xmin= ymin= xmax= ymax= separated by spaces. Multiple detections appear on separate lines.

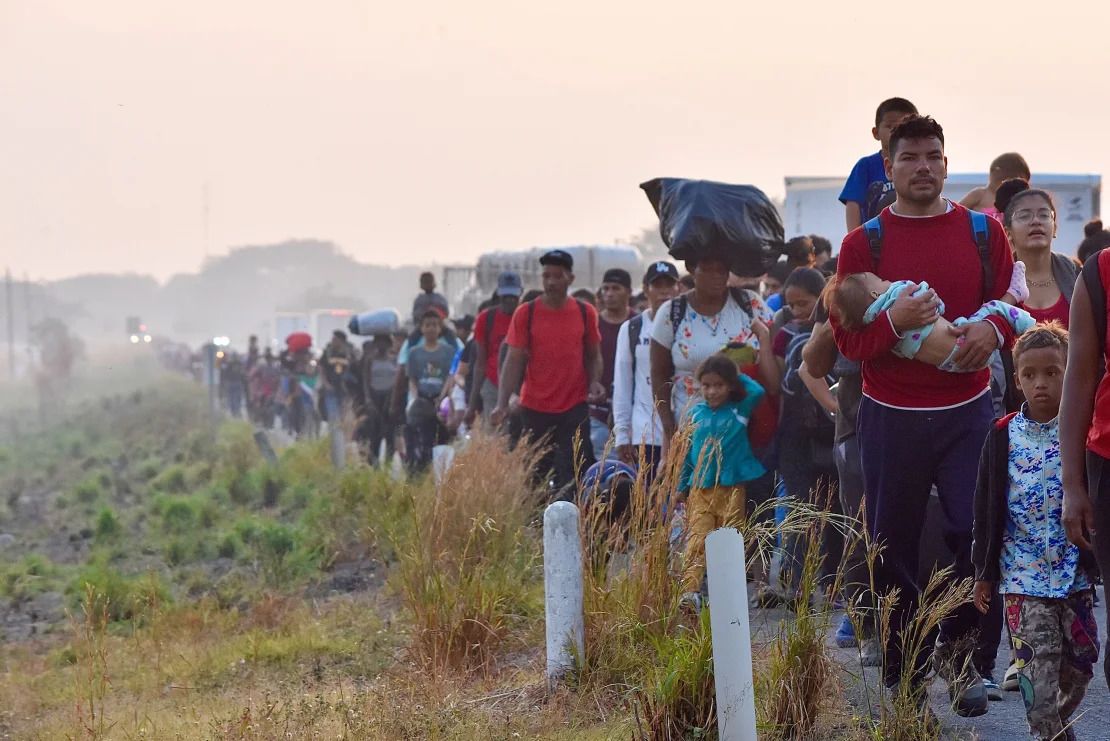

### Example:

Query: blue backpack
xmin=863 ymin=209 xmax=993 ymax=302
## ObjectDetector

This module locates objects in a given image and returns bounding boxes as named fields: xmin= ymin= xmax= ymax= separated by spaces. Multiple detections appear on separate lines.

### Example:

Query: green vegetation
xmin=0 ymin=376 xmax=952 ymax=739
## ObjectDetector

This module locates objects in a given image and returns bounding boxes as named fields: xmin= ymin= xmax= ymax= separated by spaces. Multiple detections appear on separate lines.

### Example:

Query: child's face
xmin=700 ymin=371 xmax=730 ymax=409
xmin=1015 ymin=346 xmax=1066 ymax=421
xmin=785 ymin=286 xmax=819 ymax=323
xmin=873 ymin=111 xmax=915 ymax=151
xmin=421 ymin=316 xmax=442 ymax=343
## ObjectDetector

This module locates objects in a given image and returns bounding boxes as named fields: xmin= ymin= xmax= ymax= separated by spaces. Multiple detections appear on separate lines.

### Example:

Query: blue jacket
xmin=681 ymin=374 xmax=767 ymax=490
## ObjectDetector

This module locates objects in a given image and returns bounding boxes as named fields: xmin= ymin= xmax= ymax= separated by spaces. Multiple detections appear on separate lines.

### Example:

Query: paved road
xmin=751 ymin=585 xmax=1109 ymax=740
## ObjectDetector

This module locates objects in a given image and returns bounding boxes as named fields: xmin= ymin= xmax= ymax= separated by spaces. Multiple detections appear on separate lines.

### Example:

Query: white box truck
xmin=783 ymin=173 xmax=1101 ymax=257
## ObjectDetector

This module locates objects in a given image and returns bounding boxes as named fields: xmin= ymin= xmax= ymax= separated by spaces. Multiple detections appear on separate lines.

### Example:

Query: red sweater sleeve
xmin=980 ymin=218 xmax=1017 ymax=349
xmin=831 ymin=228 xmax=902 ymax=362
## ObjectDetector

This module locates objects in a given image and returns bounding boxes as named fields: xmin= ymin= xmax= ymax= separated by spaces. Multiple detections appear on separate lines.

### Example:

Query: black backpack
xmin=482 ymin=307 xmax=514 ymax=372
xmin=780 ymin=325 xmax=836 ymax=435
xmin=626 ymin=313 xmax=646 ymax=394
xmin=668 ymin=286 xmax=756 ymax=334
xmin=526 ymin=298 xmax=589 ymax=346
xmin=1083 ymin=252 xmax=1108 ymax=358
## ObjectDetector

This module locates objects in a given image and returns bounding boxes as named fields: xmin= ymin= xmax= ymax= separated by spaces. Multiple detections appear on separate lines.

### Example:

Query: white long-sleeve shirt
xmin=613 ymin=309 xmax=664 ymax=447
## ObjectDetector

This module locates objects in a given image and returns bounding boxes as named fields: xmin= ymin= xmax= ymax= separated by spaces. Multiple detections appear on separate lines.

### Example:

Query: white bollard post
xmin=543 ymin=500 xmax=584 ymax=688
xmin=431 ymin=444 xmax=456 ymax=485
xmin=705 ymin=527 xmax=758 ymax=741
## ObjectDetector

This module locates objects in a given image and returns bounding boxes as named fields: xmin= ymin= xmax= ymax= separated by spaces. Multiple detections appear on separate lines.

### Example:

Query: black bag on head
xmin=640 ymin=178 xmax=784 ymax=277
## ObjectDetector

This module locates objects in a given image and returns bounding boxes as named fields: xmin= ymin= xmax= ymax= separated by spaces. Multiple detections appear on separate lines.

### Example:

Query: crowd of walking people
xmin=195 ymin=97 xmax=1110 ymax=739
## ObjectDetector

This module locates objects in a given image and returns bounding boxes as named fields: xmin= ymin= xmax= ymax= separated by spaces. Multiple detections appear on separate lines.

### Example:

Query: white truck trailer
xmin=783 ymin=173 xmax=1101 ymax=257
xmin=445 ymin=244 xmax=643 ymax=317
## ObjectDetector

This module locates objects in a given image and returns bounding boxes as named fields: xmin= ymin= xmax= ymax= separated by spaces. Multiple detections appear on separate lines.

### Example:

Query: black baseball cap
xmin=643 ymin=260 xmax=679 ymax=285
xmin=539 ymin=249 xmax=574 ymax=270
xmin=602 ymin=268 xmax=632 ymax=290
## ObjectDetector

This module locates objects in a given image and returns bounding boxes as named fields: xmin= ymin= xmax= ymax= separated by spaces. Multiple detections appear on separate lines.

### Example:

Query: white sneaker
xmin=1002 ymin=662 xmax=1020 ymax=691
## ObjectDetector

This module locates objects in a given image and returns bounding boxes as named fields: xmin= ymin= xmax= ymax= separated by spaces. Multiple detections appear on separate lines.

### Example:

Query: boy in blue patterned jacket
xmin=972 ymin=323 xmax=1100 ymax=740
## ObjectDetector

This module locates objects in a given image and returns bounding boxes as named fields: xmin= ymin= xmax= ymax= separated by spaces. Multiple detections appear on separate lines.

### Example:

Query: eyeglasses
xmin=1011 ymin=209 xmax=1055 ymax=225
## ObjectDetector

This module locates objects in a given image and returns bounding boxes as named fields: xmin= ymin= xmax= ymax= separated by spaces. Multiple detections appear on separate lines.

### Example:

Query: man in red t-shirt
xmin=465 ymin=271 xmax=522 ymax=425
xmin=492 ymin=250 xmax=604 ymax=498
xmin=832 ymin=115 xmax=1016 ymax=714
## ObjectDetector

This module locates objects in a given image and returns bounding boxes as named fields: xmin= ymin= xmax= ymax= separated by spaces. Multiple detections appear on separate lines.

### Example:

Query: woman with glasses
xmin=1003 ymin=187 xmax=1080 ymax=328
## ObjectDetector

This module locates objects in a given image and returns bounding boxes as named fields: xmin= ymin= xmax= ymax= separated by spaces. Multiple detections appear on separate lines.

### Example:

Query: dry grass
xmin=0 ymin=383 xmax=989 ymax=740
xmin=389 ymin=430 xmax=546 ymax=675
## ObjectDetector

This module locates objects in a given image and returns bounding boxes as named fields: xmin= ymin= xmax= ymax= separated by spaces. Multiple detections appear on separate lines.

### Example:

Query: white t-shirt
xmin=613 ymin=309 xmax=662 ymax=447
xmin=651 ymin=291 xmax=773 ymax=419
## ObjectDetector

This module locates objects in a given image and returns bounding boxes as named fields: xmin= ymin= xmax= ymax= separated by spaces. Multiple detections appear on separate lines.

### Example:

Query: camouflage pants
xmin=1004 ymin=591 xmax=1100 ymax=740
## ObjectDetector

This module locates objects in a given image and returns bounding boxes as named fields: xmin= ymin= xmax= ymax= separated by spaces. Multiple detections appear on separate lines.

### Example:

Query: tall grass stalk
xmin=390 ymin=431 xmax=545 ymax=675
xmin=71 ymin=583 xmax=113 ymax=739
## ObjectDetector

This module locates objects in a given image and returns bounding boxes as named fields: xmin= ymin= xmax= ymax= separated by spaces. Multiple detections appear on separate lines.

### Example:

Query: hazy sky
xmin=3 ymin=1 xmax=1108 ymax=282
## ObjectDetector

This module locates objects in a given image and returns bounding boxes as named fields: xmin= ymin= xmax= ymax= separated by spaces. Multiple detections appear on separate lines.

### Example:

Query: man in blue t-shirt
xmin=839 ymin=97 xmax=918 ymax=230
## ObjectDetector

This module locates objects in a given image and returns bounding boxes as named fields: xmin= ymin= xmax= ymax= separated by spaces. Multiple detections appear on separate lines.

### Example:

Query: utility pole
xmin=5 ymin=269 xmax=14 ymax=380
xmin=202 ymin=181 xmax=211 ymax=260
xmin=23 ymin=273 xmax=32 ymax=367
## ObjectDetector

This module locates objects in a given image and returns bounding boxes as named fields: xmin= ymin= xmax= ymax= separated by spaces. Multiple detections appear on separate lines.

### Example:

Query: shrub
xmin=160 ymin=498 xmax=197 ymax=534
xmin=164 ymin=538 xmax=189 ymax=566
xmin=234 ymin=517 xmax=260 ymax=545
xmin=68 ymin=562 xmax=170 ymax=623
xmin=300 ymin=465 xmax=390 ymax=567
xmin=94 ymin=508 xmax=121 ymax=542
xmin=151 ymin=464 xmax=188 ymax=493
xmin=254 ymin=522 xmax=311 ymax=586
xmin=216 ymin=422 xmax=262 ymax=473
xmin=0 ymin=553 xmax=62 ymax=603
xmin=225 ymin=472 xmax=256 ymax=506
xmin=217 ymin=533 xmax=240 ymax=559
xmin=137 ymin=459 xmax=161 ymax=482
xmin=73 ymin=476 xmax=103 ymax=504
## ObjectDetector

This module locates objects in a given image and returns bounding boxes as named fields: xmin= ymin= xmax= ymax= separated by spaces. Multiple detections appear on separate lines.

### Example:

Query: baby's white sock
xmin=1007 ymin=261 xmax=1029 ymax=303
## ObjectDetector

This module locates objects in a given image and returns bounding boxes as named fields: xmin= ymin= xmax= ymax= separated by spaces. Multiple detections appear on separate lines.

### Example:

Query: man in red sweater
xmin=833 ymin=116 xmax=1016 ymax=716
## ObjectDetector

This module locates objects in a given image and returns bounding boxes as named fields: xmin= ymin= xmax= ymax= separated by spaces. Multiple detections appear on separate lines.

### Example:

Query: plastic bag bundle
xmin=641 ymin=178 xmax=784 ymax=276
xmin=348 ymin=308 xmax=401 ymax=336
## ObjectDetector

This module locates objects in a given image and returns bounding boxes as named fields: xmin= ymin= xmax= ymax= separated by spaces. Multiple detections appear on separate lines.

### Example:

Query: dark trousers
xmin=1085 ymin=452 xmax=1110 ymax=690
xmin=520 ymin=402 xmax=595 ymax=500
xmin=974 ymin=584 xmax=1005 ymax=677
xmin=629 ymin=444 xmax=663 ymax=489
xmin=778 ymin=431 xmax=839 ymax=592
xmin=359 ymin=389 xmax=395 ymax=464
xmin=835 ymin=434 xmax=870 ymax=608
xmin=858 ymin=393 xmax=993 ymax=686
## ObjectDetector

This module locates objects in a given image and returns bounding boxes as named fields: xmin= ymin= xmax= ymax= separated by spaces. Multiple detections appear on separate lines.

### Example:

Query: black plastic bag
xmin=641 ymin=178 xmax=784 ymax=277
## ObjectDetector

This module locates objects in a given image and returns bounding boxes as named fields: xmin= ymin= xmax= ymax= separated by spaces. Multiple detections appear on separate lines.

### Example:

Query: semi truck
xmin=783 ymin=173 xmax=1101 ymax=256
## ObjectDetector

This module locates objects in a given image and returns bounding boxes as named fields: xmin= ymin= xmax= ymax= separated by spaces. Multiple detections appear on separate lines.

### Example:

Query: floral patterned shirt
xmin=998 ymin=408 xmax=1089 ymax=598
xmin=651 ymin=291 xmax=773 ymax=420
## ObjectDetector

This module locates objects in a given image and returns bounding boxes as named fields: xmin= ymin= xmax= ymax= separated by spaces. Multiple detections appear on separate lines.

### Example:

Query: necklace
xmin=693 ymin=309 xmax=722 ymax=337
xmin=1027 ymin=276 xmax=1056 ymax=287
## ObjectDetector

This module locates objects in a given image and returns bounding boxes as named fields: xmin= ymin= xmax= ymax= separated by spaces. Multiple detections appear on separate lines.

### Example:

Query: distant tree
xmin=32 ymin=317 xmax=83 ymax=379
